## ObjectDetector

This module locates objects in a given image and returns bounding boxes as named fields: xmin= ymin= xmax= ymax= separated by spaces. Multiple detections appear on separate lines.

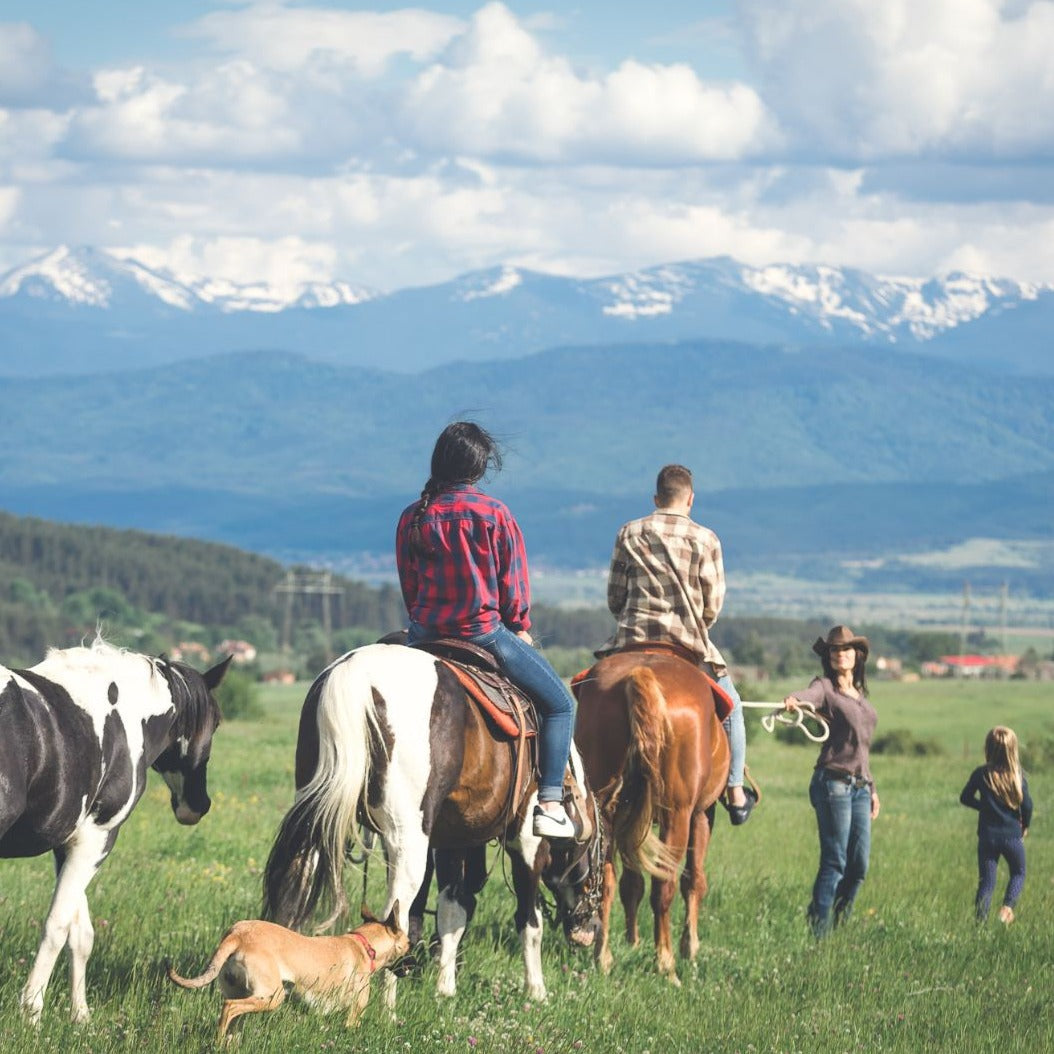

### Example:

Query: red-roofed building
xmin=939 ymin=655 xmax=1019 ymax=677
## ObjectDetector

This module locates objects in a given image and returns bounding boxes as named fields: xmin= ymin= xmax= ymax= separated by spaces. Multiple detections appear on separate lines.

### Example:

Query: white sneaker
xmin=533 ymin=804 xmax=575 ymax=840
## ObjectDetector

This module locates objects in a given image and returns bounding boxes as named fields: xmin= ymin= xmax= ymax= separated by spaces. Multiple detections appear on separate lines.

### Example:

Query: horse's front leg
xmin=434 ymin=847 xmax=486 ymax=998
xmin=22 ymin=830 xmax=109 ymax=1023
xmin=679 ymin=806 xmax=713 ymax=963
xmin=509 ymin=838 xmax=547 ymax=1001
xmin=652 ymin=810 xmax=689 ymax=986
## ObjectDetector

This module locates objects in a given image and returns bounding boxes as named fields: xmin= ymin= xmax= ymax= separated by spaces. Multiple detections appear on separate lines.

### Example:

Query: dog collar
xmin=350 ymin=931 xmax=378 ymax=972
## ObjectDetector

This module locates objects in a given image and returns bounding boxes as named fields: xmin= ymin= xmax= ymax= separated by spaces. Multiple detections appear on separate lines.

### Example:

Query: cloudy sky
xmin=2 ymin=0 xmax=1053 ymax=292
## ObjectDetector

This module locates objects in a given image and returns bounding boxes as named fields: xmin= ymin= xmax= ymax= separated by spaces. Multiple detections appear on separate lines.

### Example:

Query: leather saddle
xmin=574 ymin=640 xmax=735 ymax=720
xmin=377 ymin=631 xmax=538 ymax=740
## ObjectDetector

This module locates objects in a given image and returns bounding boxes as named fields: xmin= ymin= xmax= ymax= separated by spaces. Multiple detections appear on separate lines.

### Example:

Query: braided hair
xmin=409 ymin=422 xmax=502 ymax=552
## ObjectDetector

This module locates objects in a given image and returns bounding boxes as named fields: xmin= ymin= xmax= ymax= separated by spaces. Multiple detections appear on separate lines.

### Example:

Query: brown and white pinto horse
xmin=572 ymin=649 xmax=729 ymax=984
xmin=263 ymin=643 xmax=603 ymax=1002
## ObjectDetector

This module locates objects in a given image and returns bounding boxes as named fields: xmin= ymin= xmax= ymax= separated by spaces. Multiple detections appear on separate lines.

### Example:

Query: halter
xmin=349 ymin=930 xmax=378 ymax=971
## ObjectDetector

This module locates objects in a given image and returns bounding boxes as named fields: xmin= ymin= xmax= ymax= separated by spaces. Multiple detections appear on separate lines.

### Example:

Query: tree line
xmin=0 ymin=510 xmax=968 ymax=675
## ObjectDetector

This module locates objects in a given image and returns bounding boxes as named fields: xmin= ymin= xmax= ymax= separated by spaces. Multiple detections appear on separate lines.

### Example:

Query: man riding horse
xmin=599 ymin=463 xmax=754 ymax=825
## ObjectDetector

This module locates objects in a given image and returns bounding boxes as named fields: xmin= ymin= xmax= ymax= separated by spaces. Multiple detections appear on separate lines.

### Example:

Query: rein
xmin=740 ymin=700 xmax=830 ymax=742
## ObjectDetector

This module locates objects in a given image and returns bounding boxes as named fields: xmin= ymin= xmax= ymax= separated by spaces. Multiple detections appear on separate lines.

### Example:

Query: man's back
xmin=604 ymin=509 xmax=726 ymax=668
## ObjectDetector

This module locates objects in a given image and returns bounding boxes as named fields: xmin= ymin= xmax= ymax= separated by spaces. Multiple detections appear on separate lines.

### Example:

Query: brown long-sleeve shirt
xmin=789 ymin=676 xmax=878 ymax=785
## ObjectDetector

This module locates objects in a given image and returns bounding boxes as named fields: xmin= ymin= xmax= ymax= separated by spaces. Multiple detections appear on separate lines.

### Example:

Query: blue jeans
xmin=407 ymin=621 xmax=574 ymax=803
xmin=716 ymin=673 xmax=746 ymax=788
xmin=808 ymin=768 xmax=872 ymax=936
xmin=975 ymin=835 xmax=1026 ymax=920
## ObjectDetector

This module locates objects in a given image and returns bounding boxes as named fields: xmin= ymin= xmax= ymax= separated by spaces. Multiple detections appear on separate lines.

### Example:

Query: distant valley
xmin=0 ymin=342 xmax=1050 ymax=600
xmin=0 ymin=246 xmax=1050 ymax=614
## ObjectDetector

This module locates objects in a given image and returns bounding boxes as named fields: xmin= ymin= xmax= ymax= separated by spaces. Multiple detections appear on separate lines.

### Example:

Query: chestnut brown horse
xmin=262 ymin=643 xmax=603 ymax=1003
xmin=572 ymin=648 xmax=729 ymax=984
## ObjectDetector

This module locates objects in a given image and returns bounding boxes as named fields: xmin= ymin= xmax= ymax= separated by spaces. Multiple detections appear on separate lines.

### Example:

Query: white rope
xmin=740 ymin=700 xmax=830 ymax=743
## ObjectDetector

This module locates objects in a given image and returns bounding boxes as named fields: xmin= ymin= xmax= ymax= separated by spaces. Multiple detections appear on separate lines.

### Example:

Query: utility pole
xmin=274 ymin=570 xmax=342 ymax=660
xmin=1000 ymin=581 xmax=1009 ymax=678
xmin=958 ymin=580 xmax=971 ymax=678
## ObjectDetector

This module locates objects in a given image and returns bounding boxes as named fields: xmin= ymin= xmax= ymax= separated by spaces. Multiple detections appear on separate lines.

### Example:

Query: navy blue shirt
xmin=960 ymin=766 xmax=1033 ymax=841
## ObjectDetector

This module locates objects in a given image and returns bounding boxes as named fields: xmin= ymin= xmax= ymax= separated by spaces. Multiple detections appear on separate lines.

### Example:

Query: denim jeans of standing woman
xmin=407 ymin=620 xmax=575 ymax=804
xmin=808 ymin=768 xmax=872 ymax=936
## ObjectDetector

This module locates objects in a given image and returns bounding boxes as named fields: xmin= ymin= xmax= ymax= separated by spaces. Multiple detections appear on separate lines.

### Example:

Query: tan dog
xmin=167 ymin=902 xmax=408 ymax=1039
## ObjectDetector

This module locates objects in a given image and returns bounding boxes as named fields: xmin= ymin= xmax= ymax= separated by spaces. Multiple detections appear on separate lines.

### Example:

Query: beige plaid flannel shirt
xmin=601 ymin=510 xmax=727 ymax=670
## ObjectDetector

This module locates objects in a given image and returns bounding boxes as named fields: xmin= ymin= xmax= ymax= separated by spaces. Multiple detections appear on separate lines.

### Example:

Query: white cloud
xmin=63 ymin=63 xmax=305 ymax=163
xmin=2 ymin=1 xmax=1054 ymax=289
xmin=121 ymin=233 xmax=338 ymax=295
xmin=738 ymin=0 xmax=1054 ymax=159
xmin=182 ymin=1 xmax=464 ymax=78
xmin=402 ymin=3 xmax=774 ymax=163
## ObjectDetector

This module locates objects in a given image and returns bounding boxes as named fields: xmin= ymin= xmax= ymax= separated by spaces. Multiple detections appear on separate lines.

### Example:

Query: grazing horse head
xmin=263 ymin=642 xmax=604 ymax=1004
xmin=151 ymin=655 xmax=230 ymax=824
xmin=542 ymin=813 xmax=606 ymax=948
xmin=1 ymin=640 xmax=229 ymax=1024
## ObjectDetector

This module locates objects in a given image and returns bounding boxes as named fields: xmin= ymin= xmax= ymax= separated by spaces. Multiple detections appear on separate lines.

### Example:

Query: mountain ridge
xmin=3 ymin=246 xmax=1052 ymax=376
xmin=0 ymin=343 xmax=1049 ymax=591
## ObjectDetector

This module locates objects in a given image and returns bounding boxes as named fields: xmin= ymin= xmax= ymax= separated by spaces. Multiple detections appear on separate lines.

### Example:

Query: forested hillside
xmin=0 ymin=511 xmax=405 ymax=663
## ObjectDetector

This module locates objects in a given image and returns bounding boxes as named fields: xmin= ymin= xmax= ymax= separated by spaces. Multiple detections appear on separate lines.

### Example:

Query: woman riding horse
xmin=396 ymin=421 xmax=576 ymax=840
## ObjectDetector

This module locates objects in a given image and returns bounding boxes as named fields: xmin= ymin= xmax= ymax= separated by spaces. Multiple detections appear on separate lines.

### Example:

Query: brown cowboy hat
xmin=812 ymin=624 xmax=869 ymax=660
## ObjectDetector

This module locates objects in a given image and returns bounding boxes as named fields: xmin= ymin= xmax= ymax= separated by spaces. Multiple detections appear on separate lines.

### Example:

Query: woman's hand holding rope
xmin=739 ymin=699 xmax=830 ymax=743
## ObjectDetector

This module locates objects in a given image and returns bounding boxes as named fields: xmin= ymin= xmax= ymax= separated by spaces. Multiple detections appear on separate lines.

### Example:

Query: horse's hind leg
xmin=22 ymin=830 xmax=109 ymax=1023
xmin=679 ymin=806 xmax=713 ymax=963
xmin=381 ymin=828 xmax=431 ymax=1008
xmin=67 ymin=889 xmax=95 ymax=1023
xmin=408 ymin=850 xmax=435 ymax=948
xmin=434 ymin=847 xmax=486 ymax=998
xmin=652 ymin=810 xmax=689 ymax=985
xmin=620 ymin=866 xmax=645 ymax=948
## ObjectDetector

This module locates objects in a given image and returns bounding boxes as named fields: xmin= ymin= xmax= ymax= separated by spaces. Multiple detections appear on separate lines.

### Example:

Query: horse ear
xmin=203 ymin=654 xmax=234 ymax=690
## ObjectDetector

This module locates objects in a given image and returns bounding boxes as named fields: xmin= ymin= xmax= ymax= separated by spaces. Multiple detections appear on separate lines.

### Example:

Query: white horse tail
xmin=263 ymin=649 xmax=384 ymax=931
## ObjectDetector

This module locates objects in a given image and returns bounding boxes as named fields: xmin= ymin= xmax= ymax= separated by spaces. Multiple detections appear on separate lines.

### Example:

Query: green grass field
xmin=1 ymin=678 xmax=1051 ymax=1053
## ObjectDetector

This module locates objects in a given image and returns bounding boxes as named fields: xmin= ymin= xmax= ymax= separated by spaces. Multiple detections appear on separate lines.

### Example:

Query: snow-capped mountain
xmin=0 ymin=246 xmax=374 ymax=314
xmin=1 ymin=246 xmax=1050 ymax=377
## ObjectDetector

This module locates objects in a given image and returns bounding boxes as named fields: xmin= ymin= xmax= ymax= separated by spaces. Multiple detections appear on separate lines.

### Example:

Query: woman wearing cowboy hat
xmin=783 ymin=625 xmax=880 ymax=937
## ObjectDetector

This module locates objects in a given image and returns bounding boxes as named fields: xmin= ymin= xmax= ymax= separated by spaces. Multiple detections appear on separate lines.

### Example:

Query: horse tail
xmin=263 ymin=651 xmax=380 ymax=931
xmin=615 ymin=666 xmax=680 ymax=880
xmin=166 ymin=929 xmax=241 ymax=990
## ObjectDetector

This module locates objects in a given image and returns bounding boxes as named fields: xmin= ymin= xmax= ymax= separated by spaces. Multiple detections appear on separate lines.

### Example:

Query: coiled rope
xmin=740 ymin=700 xmax=830 ymax=742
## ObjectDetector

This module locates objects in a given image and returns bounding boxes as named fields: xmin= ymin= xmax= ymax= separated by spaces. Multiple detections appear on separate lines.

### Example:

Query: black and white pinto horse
xmin=0 ymin=640 xmax=229 ymax=1023
xmin=264 ymin=643 xmax=603 ymax=1002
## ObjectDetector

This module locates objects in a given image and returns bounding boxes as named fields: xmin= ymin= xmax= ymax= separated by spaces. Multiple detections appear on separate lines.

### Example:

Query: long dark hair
xmin=819 ymin=647 xmax=869 ymax=696
xmin=409 ymin=422 xmax=502 ymax=551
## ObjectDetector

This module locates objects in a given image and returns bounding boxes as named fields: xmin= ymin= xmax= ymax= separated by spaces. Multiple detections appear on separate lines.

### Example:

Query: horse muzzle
xmin=568 ymin=918 xmax=599 ymax=948
xmin=172 ymin=796 xmax=210 ymax=825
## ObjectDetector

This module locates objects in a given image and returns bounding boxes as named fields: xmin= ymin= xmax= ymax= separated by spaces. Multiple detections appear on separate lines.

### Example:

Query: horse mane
xmin=155 ymin=656 xmax=223 ymax=744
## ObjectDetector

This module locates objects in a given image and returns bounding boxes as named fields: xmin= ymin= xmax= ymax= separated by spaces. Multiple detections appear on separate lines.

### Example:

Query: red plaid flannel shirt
xmin=396 ymin=485 xmax=531 ymax=637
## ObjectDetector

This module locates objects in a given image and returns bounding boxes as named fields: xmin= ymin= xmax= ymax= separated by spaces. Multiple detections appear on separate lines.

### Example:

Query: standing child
xmin=959 ymin=726 xmax=1033 ymax=923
